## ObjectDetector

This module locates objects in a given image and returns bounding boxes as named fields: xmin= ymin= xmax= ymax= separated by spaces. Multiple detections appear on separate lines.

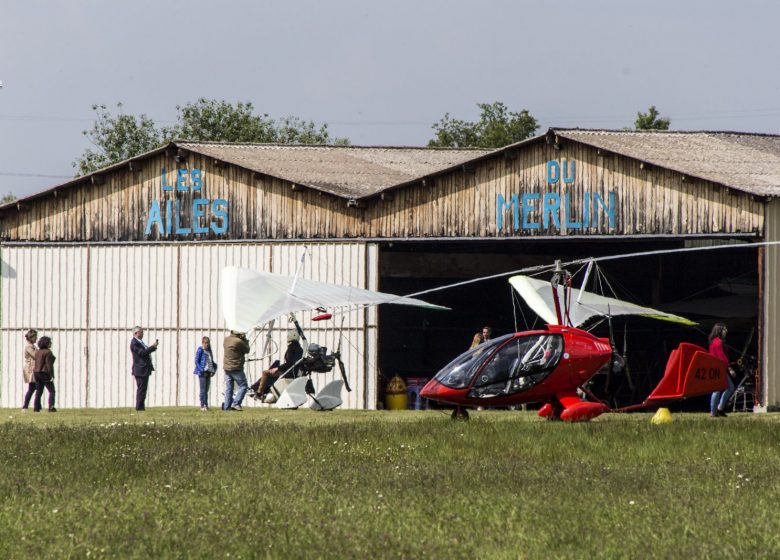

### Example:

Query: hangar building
xmin=1 ymin=129 xmax=778 ymax=411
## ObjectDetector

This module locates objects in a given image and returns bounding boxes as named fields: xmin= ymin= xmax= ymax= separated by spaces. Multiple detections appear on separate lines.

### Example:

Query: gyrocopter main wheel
xmin=451 ymin=406 xmax=470 ymax=421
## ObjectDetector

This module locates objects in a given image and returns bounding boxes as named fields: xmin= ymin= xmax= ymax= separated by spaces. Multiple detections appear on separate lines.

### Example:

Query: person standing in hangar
xmin=709 ymin=323 xmax=736 ymax=417
xmin=470 ymin=326 xmax=492 ymax=349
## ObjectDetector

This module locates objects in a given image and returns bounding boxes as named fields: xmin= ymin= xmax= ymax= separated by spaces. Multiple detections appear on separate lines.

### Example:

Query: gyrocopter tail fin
xmin=645 ymin=343 xmax=728 ymax=403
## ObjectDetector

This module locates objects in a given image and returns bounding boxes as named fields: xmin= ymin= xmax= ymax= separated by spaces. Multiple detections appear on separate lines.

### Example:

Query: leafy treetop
xmin=635 ymin=105 xmax=671 ymax=130
xmin=74 ymin=99 xmax=349 ymax=175
xmin=428 ymin=102 xmax=539 ymax=149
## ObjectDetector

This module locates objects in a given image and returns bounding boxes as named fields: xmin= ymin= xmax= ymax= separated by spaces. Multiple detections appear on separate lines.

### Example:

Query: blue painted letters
xmin=192 ymin=199 xmax=209 ymax=234
xmin=547 ymin=161 xmax=560 ymax=184
xmin=176 ymin=169 xmax=189 ymax=192
xmin=543 ymin=193 xmax=561 ymax=229
xmin=563 ymin=160 xmax=575 ymax=184
xmin=144 ymin=200 xmax=164 ymax=236
xmin=496 ymin=194 xmax=520 ymax=231
xmin=497 ymin=159 xmax=617 ymax=232
xmin=522 ymin=193 xmax=540 ymax=229
xmin=145 ymin=168 xmax=230 ymax=237
xmin=211 ymin=199 xmax=229 ymax=234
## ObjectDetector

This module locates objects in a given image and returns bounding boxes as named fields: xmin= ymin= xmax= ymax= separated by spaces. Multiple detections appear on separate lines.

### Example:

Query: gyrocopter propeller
xmin=332 ymin=321 xmax=351 ymax=393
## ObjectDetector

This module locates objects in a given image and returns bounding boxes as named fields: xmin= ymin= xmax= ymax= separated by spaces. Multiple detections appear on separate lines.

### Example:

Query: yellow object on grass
xmin=651 ymin=407 xmax=673 ymax=424
xmin=385 ymin=375 xmax=408 ymax=410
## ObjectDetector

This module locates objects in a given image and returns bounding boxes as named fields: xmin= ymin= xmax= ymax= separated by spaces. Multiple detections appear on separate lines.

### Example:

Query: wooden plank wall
xmin=0 ymin=142 xmax=764 ymax=241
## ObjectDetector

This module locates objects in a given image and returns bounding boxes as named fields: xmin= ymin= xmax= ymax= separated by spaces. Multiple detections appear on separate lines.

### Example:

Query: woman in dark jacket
xmin=33 ymin=336 xmax=56 ymax=412
xmin=194 ymin=336 xmax=217 ymax=411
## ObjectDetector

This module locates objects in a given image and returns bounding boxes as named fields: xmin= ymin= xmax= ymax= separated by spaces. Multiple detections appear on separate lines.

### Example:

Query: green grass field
xmin=1 ymin=408 xmax=778 ymax=559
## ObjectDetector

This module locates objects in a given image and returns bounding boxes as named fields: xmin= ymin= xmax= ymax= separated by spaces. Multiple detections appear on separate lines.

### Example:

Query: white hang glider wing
xmin=508 ymin=275 xmax=696 ymax=327
xmin=221 ymin=266 xmax=447 ymax=332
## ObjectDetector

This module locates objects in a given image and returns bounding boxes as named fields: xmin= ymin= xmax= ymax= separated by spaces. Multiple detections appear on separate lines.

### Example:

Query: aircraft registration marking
xmin=694 ymin=367 xmax=721 ymax=380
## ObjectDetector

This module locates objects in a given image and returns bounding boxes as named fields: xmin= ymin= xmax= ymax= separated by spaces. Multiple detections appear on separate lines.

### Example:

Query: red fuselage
xmin=420 ymin=325 xmax=612 ymax=408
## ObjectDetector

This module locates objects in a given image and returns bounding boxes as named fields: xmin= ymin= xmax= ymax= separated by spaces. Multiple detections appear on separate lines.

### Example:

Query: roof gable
xmin=551 ymin=129 xmax=780 ymax=197
xmin=177 ymin=142 xmax=491 ymax=199
xmin=0 ymin=142 xmax=490 ymax=210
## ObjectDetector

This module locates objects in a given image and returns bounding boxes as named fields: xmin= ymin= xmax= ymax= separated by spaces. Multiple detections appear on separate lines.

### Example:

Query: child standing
xmin=194 ymin=336 xmax=217 ymax=411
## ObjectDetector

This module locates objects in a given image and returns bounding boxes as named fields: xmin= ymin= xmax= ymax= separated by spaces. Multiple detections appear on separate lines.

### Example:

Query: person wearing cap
xmin=252 ymin=330 xmax=304 ymax=401
xmin=222 ymin=331 xmax=250 ymax=411
xmin=22 ymin=329 xmax=38 ymax=410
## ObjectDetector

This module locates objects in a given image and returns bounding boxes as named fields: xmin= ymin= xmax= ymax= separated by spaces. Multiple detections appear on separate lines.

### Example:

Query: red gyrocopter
xmin=420 ymin=261 xmax=728 ymax=421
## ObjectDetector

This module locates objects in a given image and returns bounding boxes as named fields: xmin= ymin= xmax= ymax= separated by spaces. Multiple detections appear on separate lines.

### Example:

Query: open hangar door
xmin=376 ymin=239 xmax=759 ymax=411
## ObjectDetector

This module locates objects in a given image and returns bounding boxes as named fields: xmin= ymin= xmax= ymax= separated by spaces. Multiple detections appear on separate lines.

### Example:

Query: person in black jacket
xmin=251 ymin=330 xmax=304 ymax=401
xmin=130 ymin=326 xmax=158 ymax=411
xmin=33 ymin=335 xmax=56 ymax=412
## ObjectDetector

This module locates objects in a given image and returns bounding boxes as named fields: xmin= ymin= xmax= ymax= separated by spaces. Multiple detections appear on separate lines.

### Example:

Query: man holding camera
xmin=130 ymin=326 xmax=158 ymax=411
xmin=223 ymin=330 xmax=250 ymax=411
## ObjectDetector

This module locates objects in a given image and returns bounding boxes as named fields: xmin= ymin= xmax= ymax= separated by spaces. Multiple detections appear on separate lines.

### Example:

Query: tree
xmin=1 ymin=193 xmax=16 ymax=204
xmin=74 ymin=99 xmax=349 ymax=175
xmin=76 ymin=104 xmax=165 ymax=175
xmin=635 ymin=105 xmax=670 ymax=130
xmin=428 ymin=102 xmax=539 ymax=149
xmin=169 ymin=99 xmax=348 ymax=145
xmin=170 ymin=99 xmax=276 ymax=143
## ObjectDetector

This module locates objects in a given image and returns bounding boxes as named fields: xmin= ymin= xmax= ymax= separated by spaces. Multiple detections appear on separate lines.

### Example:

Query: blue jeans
xmin=711 ymin=375 xmax=736 ymax=414
xmin=223 ymin=370 xmax=247 ymax=409
xmin=198 ymin=375 xmax=211 ymax=407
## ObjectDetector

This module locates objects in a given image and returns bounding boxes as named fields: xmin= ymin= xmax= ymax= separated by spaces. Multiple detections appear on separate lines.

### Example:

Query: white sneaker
xmin=231 ymin=404 xmax=243 ymax=411
xmin=200 ymin=406 xmax=208 ymax=412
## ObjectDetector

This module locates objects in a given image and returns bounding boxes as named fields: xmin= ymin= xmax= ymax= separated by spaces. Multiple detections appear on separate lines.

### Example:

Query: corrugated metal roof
xmin=178 ymin=143 xmax=491 ymax=199
xmin=5 ymin=129 xmax=780 ymax=212
xmin=553 ymin=129 xmax=780 ymax=196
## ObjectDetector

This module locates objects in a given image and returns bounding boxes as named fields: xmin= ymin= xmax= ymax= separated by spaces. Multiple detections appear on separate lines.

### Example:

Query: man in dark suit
xmin=130 ymin=326 xmax=158 ymax=411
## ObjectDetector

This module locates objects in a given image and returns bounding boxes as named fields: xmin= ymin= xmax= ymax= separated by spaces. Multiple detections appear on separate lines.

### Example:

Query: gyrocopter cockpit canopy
xmin=432 ymin=332 xmax=563 ymax=399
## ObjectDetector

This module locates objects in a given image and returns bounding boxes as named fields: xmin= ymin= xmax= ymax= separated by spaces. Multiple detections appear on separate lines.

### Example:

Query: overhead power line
xmin=2 ymin=106 xmax=780 ymax=128
xmin=0 ymin=172 xmax=73 ymax=179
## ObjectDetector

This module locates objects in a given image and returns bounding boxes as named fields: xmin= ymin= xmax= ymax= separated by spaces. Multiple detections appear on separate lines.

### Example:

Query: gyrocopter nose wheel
xmin=451 ymin=406 xmax=470 ymax=421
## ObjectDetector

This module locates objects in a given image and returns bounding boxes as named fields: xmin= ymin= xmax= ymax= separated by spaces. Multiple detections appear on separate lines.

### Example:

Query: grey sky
xmin=2 ymin=0 xmax=779 ymax=199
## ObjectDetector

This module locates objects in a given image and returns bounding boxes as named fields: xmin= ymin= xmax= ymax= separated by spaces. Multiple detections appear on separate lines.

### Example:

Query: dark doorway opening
xmin=377 ymin=239 xmax=759 ymax=411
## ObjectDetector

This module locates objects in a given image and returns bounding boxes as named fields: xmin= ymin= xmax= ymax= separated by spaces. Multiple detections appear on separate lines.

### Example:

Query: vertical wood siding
xmin=0 ymin=143 xmax=764 ymax=241
xmin=0 ymin=246 xmax=89 ymax=408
